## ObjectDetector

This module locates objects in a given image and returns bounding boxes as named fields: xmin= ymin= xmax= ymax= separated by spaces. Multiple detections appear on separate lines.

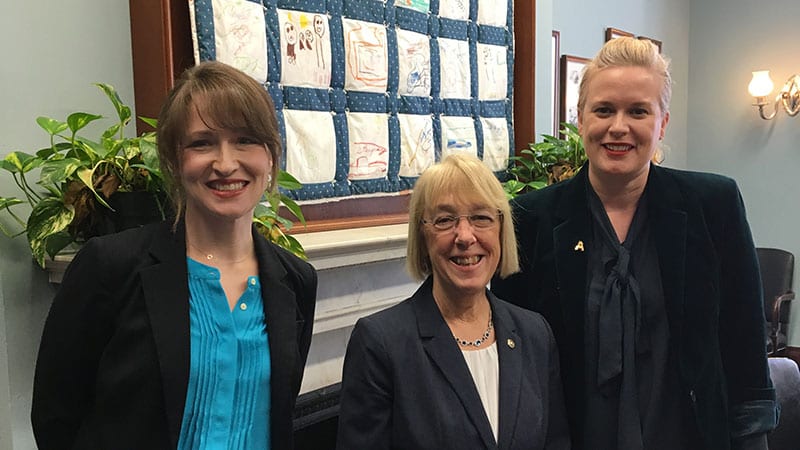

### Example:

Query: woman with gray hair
xmin=337 ymin=153 xmax=570 ymax=449
xmin=492 ymin=37 xmax=777 ymax=449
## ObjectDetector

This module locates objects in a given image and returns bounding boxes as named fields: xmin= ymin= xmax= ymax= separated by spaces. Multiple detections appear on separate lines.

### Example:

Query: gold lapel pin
xmin=574 ymin=240 xmax=584 ymax=252
xmin=507 ymin=339 xmax=516 ymax=349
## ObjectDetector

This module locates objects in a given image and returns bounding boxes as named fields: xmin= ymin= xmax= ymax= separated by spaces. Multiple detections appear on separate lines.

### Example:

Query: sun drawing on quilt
xmin=279 ymin=9 xmax=331 ymax=88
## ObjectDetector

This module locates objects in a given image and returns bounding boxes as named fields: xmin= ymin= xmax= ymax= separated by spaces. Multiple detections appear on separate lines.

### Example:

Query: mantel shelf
xmin=45 ymin=223 xmax=409 ymax=284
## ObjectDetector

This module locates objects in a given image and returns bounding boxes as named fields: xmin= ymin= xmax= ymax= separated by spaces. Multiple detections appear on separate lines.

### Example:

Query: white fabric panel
xmin=398 ymin=113 xmax=434 ymax=177
xmin=346 ymin=112 xmax=390 ymax=180
xmin=439 ymin=0 xmax=469 ymax=21
xmin=441 ymin=115 xmax=477 ymax=159
xmin=439 ymin=38 xmax=471 ymax=99
xmin=342 ymin=19 xmax=389 ymax=93
xmin=397 ymin=29 xmax=431 ymax=97
xmin=480 ymin=117 xmax=509 ymax=172
xmin=284 ymin=109 xmax=337 ymax=184
xmin=477 ymin=43 xmax=507 ymax=100
xmin=212 ymin=0 xmax=268 ymax=83
xmin=278 ymin=9 xmax=332 ymax=88
xmin=477 ymin=0 xmax=507 ymax=27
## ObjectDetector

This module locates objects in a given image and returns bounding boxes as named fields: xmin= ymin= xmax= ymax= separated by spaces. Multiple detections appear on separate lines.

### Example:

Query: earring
xmin=267 ymin=174 xmax=273 ymax=185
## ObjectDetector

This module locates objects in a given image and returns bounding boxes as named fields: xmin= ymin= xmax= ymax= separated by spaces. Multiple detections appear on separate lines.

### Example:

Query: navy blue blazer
xmin=31 ymin=221 xmax=317 ymax=450
xmin=336 ymin=277 xmax=570 ymax=450
xmin=491 ymin=164 xmax=778 ymax=449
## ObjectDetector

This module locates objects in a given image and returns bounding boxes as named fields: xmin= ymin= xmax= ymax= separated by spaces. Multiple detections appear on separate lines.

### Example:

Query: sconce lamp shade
xmin=749 ymin=71 xmax=774 ymax=97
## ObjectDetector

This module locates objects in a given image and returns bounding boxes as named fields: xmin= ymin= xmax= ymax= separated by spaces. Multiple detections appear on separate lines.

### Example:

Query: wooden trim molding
xmin=513 ymin=0 xmax=536 ymax=154
xmin=128 ymin=0 xmax=193 ymax=131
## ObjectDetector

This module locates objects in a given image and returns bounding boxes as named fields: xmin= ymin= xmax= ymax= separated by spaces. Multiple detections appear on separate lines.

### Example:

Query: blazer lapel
xmin=413 ymin=279 xmax=497 ymax=449
xmin=646 ymin=166 xmax=689 ymax=372
xmin=253 ymin=231 xmax=297 ymax=448
xmin=139 ymin=223 xmax=191 ymax=448
xmin=552 ymin=168 xmax=592 ymax=350
xmin=492 ymin=294 xmax=522 ymax=450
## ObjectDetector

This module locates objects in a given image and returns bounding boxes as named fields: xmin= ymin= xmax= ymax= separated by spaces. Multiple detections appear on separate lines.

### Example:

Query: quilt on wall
xmin=189 ymin=0 xmax=514 ymax=200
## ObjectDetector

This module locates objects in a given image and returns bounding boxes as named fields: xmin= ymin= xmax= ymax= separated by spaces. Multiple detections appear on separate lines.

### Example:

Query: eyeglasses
xmin=422 ymin=212 xmax=503 ymax=231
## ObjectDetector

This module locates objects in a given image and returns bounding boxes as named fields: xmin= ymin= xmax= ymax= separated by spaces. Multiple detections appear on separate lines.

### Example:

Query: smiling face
xmin=180 ymin=101 xmax=272 ymax=227
xmin=578 ymin=65 xmax=669 ymax=187
xmin=422 ymin=194 xmax=501 ymax=300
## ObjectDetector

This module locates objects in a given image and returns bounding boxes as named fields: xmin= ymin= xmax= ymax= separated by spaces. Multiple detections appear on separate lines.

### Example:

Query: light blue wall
xmin=0 ymin=1 xmax=134 ymax=447
xmin=688 ymin=0 xmax=800 ymax=343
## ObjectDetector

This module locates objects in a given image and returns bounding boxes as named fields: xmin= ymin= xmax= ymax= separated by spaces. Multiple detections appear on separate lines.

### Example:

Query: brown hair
xmin=406 ymin=153 xmax=519 ymax=280
xmin=156 ymin=61 xmax=282 ymax=220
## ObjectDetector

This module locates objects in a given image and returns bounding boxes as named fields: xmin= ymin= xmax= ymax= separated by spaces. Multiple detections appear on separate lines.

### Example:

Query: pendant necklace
xmin=187 ymin=240 xmax=251 ymax=264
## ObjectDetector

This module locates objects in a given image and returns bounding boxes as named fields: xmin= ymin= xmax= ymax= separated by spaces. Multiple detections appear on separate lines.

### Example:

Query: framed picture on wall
xmin=559 ymin=54 xmax=590 ymax=129
xmin=552 ymin=30 xmax=561 ymax=136
xmin=605 ymin=27 xmax=634 ymax=42
xmin=638 ymin=36 xmax=663 ymax=52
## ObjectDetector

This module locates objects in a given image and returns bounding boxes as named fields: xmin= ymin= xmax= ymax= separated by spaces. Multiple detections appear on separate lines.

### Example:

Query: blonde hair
xmin=406 ymin=153 xmax=519 ymax=280
xmin=578 ymin=37 xmax=672 ymax=115
xmin=578 ymin=37 xmax=671 ymax=164
xmin=156 ymin=61 xmax=282 ymax=221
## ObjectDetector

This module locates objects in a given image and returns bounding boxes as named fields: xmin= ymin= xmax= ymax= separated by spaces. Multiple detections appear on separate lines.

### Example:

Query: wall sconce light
xmin=748 ymin=70 xmax=800 ymax=120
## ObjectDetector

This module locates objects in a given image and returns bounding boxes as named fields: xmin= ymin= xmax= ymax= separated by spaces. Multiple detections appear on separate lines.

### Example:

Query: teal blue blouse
xmin=178 ymin=258 xmax=271 ymax=449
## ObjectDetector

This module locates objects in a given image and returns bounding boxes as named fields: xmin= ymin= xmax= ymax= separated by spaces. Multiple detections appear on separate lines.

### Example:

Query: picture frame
xmin=605 ymin=27 xmax=634 ymax=42
xmin=559 ymin=54 xmax=590 ymax=129
xmin=551 ymin=30 xmax=561 ymax=136
xmin=638 ymin=36 xmax=663 ymax=53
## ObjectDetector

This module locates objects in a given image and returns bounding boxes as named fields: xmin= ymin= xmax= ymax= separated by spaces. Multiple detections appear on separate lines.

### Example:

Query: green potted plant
xmin=0 ymin=83 xmax=307 ymax=267
xmin=503 ymin=123 xmax=586 ymax=199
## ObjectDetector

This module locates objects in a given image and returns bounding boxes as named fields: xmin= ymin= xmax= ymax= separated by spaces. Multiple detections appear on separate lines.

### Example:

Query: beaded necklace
xmin=453 ymin=311 xmax=493 ymax=347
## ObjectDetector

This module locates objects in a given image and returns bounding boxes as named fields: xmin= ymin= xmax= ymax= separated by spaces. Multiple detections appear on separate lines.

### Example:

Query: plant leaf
xmin=279 ymin=194 xmax=306 ymax=224
xmin=67 ymin=112 xmax=103 ymax=133
xmin=95 ymin=83 xmax=132 ymax=124
xmin=27 ymin=198 xmax=75 ymax=267
xmin=2 ymin=152 xmax=40 ymax=173
xmin=76 ymin=167 xmax=112 ymax=210
xmin=138 ymin=136 xmax=160 ymax=172
xmin=0 ymin=197 xmax=24 ymax=210
xmin=277 ymin=170 xmax=303 ymax=190
xmin=38 ymin=158 xmax=83 ymax=186
xmin=139 ymin=117 xmax=158 ymax=128
xmin=44 ymin=231 xmax=75 ymax=261
xmin=36 ymin=117 xmax=69 ymax=136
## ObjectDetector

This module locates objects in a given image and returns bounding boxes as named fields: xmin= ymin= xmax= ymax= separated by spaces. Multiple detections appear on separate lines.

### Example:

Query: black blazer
xmin=491 ymin=164 xmax=777 ymax=449
xmin=31 ymin=221 xmax=317 ymax=450
xmin=336 ymin=277 xmax=570 ymax=450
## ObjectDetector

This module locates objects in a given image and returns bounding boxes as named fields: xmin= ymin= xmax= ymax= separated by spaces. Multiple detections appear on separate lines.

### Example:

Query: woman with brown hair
xmin=32 ymin=61 xmax=317 ymax=450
